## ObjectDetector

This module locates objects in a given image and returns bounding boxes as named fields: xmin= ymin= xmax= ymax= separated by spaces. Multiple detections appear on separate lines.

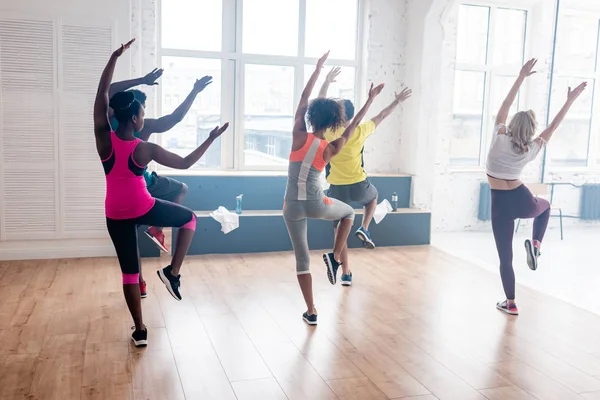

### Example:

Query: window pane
xmin=555 ymin=14 xmax=599 ymax=73
xmin=160 ymin=57 xmax=222 ymax=169
xmin=305 ymin=0 xmax=357 ymax=60
xmin=489 ymin=75 xmax=520 ymax=130
xmin=161 ymin=0 xmax=222 ymax=51
xmin=456 ymin=5 xmax=490 ymax=65
xmin=450 ymin=70 xmax=486 ymax=166
xmin=303 ymin=65 xmax=356 ymax=102
xmin=243 ymin=0 xmax=298 ymax=56
xmin=548 ymin=77 xmax=593 ymax=166
xmin=493 ymin=9 xmax=527 ymax=66
xmin=244 ymin=64 xmax=295 ymax=167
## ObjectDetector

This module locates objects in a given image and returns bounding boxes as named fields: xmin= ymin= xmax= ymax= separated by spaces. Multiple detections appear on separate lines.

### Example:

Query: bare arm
xmin=138 ymin=76 xmax=213 ymax=140
xmin=136 ymin=123 xmax=229 ymax=169
xmin=108 ymin=68 xmax=163 ymax=98
xmin=496 ymin=58 xmax=537 ymax=128
xmin=293 ymin=51 xmax=330 ymax=138
xmin=371 ymin=87 xmax=412 ymax=127
xmin=325 ymin=83 xmax=385 ymax=160
xmin=317 ymin=67 xmax=341 ymax=98
xmin=537 ymin=82 xmax=587 ymax=144
xmin=94 ymin=39 xmax=135 ymax=157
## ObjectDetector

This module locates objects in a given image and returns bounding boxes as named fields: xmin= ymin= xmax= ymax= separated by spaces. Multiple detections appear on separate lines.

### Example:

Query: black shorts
xmin=328 ymin=179 xmax=378 ymax=206
xmin=147 ymin=172 xmax=186 ymax=203
xmin=106 ymin=199 xmax=195 ymax=275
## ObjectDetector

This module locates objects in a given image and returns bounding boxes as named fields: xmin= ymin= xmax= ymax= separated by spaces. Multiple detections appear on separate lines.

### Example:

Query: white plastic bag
xmin=373 ymin=199 xmax=393 ymax=224
xmin=209 ymin=206 xmax=240 ymax=234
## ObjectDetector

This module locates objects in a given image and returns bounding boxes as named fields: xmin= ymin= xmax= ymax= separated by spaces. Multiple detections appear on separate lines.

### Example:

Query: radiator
xmin=580 ymin=184 xmax=600 ymax=220
xmin=478 ymin=182 xmax=492 ymax=221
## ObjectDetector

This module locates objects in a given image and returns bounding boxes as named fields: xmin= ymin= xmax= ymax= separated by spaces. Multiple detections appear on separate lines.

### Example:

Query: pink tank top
xmin=102 ymin=131 xmax=155 ymax=219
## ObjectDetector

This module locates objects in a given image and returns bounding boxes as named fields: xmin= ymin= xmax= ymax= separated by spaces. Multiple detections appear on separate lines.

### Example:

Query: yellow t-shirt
xmin=324 ymin=120 xmax=376 ymax=185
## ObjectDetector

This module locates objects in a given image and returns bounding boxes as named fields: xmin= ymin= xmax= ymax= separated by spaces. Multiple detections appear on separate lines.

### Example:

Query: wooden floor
xmin=2 ymin=247 xmax=600 ymax=400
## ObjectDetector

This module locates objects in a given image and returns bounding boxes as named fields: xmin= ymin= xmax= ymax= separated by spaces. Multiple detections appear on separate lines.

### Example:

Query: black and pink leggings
xmin=106 ymin=199 xmax=197 ymax=285
xmin=491 ymin=184 xmax=550 ymax=299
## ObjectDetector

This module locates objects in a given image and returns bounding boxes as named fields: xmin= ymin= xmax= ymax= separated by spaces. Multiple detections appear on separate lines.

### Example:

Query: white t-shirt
xmin=485 ymin=124 xmax=545 ymax=180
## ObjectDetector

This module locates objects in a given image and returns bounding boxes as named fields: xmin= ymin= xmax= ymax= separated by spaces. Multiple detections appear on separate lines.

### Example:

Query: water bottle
xmin=391 ymin=192 xmax=398 ymax=212
xmin=236 ymin=194 xmax=243 ymax=214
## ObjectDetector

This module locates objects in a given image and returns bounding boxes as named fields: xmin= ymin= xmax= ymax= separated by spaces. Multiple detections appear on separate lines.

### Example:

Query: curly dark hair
xmin=306 ymin=98 xmax=346 ymax=133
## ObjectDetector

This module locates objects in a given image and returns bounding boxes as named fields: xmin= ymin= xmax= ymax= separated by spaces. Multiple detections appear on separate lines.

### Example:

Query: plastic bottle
xmin=391 ymin=192 xmax=398 ymax=212
xmin=236 ymin=194 xmax=243 ymax=214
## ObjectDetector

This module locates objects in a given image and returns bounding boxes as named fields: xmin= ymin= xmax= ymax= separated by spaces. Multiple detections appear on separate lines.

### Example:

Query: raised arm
xmin=317 ymin=67 xmax=341 ymax=98
xmin=94 ymin=39 xmax=135 ymax=157
xmin=139 ymin=76 xmax=213 ymax=140
xmin=496 ymin=58 xmax=537 ymax=128
xmin=537 ymin=82 xmax=587 ymax=144
xmin=108 ymin=68 xmax=163 ymax=98
xmin=293 ymin=51 xmax=330 ymax=137
xmin=324 ymin=83 xmax=384 ymax=161
xmin=136 ymin=123 xmax=229 ymax=169
xmin=370 ymin=87 xmax=412 ymax=127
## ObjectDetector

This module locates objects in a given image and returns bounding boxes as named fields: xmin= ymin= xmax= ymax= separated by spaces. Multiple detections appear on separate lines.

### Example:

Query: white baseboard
xmin=0 ymin=238 xmax=117 ymax=261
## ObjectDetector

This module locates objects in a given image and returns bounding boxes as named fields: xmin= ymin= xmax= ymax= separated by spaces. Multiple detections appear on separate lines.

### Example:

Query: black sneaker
xmin=323 ymin=253 xmax=341 ymax=285
xmin=302 ymin=311 xmax=317 ymax=325
xmin=157 ymin=265 xmax=182 ymax=300
xmin=524 ymin=240 xmax=538 ymax=271
xmin=131 ymin=327 xmax=148 ymax=347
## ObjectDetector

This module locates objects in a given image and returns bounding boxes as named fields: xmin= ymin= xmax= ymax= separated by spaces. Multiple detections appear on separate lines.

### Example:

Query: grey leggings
xmin=283 ymin=198 xmax=355 ymax=274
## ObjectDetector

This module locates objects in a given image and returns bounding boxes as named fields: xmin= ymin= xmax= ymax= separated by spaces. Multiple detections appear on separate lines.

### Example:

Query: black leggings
xmin=106 ymin=199 xmax=196 ymax=279
xmin=491 ymin=185 xmax=550 ymax=299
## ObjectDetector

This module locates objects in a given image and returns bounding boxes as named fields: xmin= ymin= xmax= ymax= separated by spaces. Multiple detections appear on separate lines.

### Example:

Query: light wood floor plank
xmin=0 ymin=247 xmax=599 ymax=400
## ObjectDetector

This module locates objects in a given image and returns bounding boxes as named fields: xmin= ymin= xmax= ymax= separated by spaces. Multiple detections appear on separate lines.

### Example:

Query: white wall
xmin=0 ymin=0 xmax=133 ymax=260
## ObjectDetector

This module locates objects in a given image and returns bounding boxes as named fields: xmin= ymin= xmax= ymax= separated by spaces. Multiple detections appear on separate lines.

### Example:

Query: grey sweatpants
xmin=283 ymin=198 xmax=355 ymax=274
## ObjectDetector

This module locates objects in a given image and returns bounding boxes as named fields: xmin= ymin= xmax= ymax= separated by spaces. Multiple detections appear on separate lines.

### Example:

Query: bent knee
xmin=180 ymin=213 xmax=197 ymax=231
xmin=343 ymin=208 xmax=355 ymax=222
xmin=179 ymin=182 xmax=189 ymax=197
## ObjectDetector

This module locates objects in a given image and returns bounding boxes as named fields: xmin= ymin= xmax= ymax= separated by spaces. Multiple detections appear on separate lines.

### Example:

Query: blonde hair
xmin=506 ymin=110 xmax=537 ymax=154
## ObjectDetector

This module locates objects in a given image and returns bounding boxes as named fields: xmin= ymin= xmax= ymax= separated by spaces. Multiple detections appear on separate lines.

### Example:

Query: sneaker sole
xmin=323 ymin=254 xmax=337 ymax=285
xmin=303 ymin=317 xmax=318 ymax=325
xmin=341 ymin=281 xmax=352 ymax=286
xmin=140 ymin=293 xmax=148 ymax=299
xmin=144 ymin=231 xmax=170 ymax=253
xmin=496 ymin=304 xmax=519 ymax=315
xmin=157 ymin=269 xmax=181 ymax=301
xmin=355 ymin=231 xmax=375 ymax=249
xmin=524 ymin=240 xmax=537 ymax=271
xmin=131 ymin=337 xmax=148 ymax=347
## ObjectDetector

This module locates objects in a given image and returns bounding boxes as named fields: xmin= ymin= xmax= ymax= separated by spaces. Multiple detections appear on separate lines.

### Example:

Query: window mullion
xmin=480 ymin=6 xmax=496 ymax=167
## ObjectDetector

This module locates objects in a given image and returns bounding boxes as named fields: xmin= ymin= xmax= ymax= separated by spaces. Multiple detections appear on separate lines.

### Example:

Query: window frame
xmin=546 ymin=5 xmax=600 ymax=170
xmin=450 ymin=1 xmax=531 ymax=169
xmin=156 ymin=0 xmax=367 ymax=172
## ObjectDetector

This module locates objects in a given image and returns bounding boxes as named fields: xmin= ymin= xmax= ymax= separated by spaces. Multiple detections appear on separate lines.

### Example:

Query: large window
xmin=450 ymin=4 xmax=528 ymax=166
xmin=548 ymin=9 xmax=598 ymax=167
xmin=158 ymin=0 xmax=363 ymax=171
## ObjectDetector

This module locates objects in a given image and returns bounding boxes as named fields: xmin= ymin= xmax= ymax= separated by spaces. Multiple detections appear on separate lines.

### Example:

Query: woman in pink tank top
xmin=93 ymin=39 xmax=229 ymax=347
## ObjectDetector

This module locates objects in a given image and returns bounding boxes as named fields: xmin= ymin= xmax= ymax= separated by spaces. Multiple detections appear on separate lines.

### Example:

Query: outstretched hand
xmin=567 ymin=82 xmax=587 ymax=102
xmin=194 ymin=76 xmax=213 ymax=93
xmin=209 ymin=122 xmax=230 ymax=140
xmin=368 ymin=82 xmax=385 ymax=100
xmin=326 ymin=67 xmax=341 ymax=83
xmin=317 ymin=51 xmax=330 ymax=69
xmin=519 ymin=58 xmax=537 ymax=78
xmin=142 ymin=68 xmax=164 ymax=86
xmin=113 ymin=39 xmax=135 ymax=57
xmin=395 ymin=87 xmax=412 ymax=102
